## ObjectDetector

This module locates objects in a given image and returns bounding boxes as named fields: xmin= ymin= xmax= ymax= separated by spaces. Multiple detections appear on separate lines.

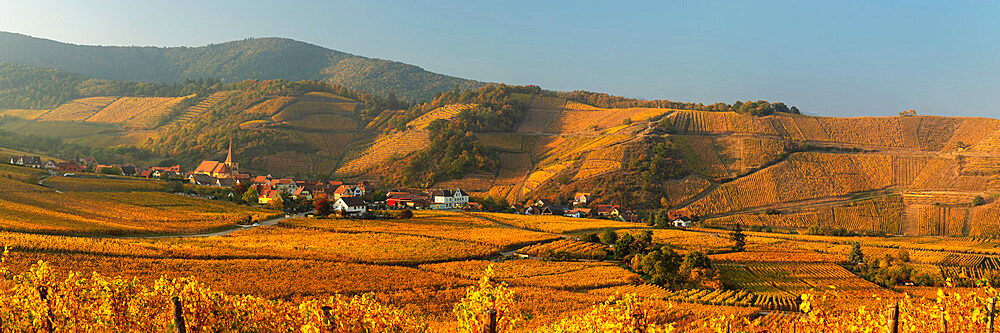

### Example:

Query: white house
xmin=430 ymin=189 xmax=469 ymax=210
xmin=333 ymin=196 xmax=368 ymax=216
xmin=672 ymin=217 xmax=693 ymax=228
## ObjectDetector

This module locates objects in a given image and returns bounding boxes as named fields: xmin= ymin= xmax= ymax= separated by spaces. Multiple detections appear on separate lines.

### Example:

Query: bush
xmin=398 ymin=209 xmax=413 ymax=219
xmin=599 ymin=229 xmax=618 ymax=245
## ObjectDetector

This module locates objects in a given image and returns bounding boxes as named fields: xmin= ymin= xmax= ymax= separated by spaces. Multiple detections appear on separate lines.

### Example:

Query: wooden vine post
xmin=37 ymin=286 xmax=53 ymax=333
xmin=321 ymin=306 xmax=334 ymax=330
xmin=989 ymin=297 xmax=996 ymax=333
xmin=887 ymin=301 xmax=899 ymax=333
xmin=939 ymin=304 xmax=947 ymax=333
xmin=172 ymin=296 xmax=187 ymax=333
xmin=632 ymin=312 xmax=645 ymax=333
xmin=483 ymin=308 xmax=497 ymax=333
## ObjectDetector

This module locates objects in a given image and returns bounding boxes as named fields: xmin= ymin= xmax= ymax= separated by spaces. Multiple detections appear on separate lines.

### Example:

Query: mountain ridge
xmin=0 ymin=31 xmax=485 ymax=101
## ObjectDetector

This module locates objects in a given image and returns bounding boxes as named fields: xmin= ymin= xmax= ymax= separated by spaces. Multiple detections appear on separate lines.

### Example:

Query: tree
xmin=631 ymin=247 xmax=682 ymax=286
xmin=398 ymin=209 xmax=413 ymax=219
xmin=599 ymin=229 xmax=618 ymax=245
xmin=729 ymin=224 xmax=746 ymax=252
xmin=314 ymin=197 xmax=331 ymax=216
xmin=848 ymin=241 xmax=864 ymax=264
xmin=269 ymin=195 xmax=284 ymax=211
xmin=242 ymin=187 xmax=258 ymax=204
xmin=974 ymin=195 xmax=986 ymax=206
xmin=614 ymin=233 xmax=635 ymax=259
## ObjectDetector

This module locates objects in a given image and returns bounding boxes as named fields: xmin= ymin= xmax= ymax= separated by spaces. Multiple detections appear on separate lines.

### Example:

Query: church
xmin=192 ymin=138 xmax=243 ymax=179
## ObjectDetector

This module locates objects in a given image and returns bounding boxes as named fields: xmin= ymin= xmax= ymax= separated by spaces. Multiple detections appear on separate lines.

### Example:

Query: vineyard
xmin=420 ymin=259 xmax=641 ymax=290
xmin=518 ymin=239 xmax=609 ymax=259
xmin=469 ymin=212 xmax=642 ymax=234
xmin=36 ymin=96 xmax=119 ymax=121
xmin=86 ymin=96 xmax=179 ymax=124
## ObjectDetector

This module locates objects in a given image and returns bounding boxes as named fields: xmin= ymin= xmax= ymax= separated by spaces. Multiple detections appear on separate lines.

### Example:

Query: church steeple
xmin=225 ymin=137 xmax=233 ymax=166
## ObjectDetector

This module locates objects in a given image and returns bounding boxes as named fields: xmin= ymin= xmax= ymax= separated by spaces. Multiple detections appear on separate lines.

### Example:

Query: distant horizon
xmin=2 ymin=1 xmax=998 ymax=118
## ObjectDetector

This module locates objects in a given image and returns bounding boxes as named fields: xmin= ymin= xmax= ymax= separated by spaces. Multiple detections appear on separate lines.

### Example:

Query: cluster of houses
xmin=385 ymin=188 xmax=471 ymax=210
xmin=9 ymin=155 xmax=90 ymax=173
xmin=8 ymin=141 xmax=659 ymax=224
xmin=511 ymin=192 xmax=639 ymax=222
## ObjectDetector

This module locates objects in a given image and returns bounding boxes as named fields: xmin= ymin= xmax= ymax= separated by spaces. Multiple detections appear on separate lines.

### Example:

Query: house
xmin=564 ymin=208 xmax=591 ymax=218
xmin=430 ymin=189 xmax=469 ymax=210
xmin=355 ymin=181 xmax=375 ymax=196
xmin=57 ymin=161 xmax=85 ymax=173
xmin=563 ymin=209 xmax=586 ymax=218
xmin=533 ymin=199 xmax=554 ymax=207
xmin=573 ymin=193 xmax=592 ymax=206
xmin=620 ymin=210 xmax=639 ymax=222
xmin=333 ymin=196 xmax=367 ymax=216
xmin=9 ymin=156 xmax=42 ymax=168
xmin=594 ymin=204 xmax=621 ymax=217
xmin=150 ymin=165 xmax=183 ymax=178
xmin=672 ymin=217 xmax=693 ymax=228
xmin=542 ymin=205 xmax=569 ymax=216
xmin=524 ymin=206 xmax=542 ymax=215
xmin=258 ymin=188 xmax=279 ymax=204
xmin=189 ymin=174 xmax=217 ymax=186
xmin=42 ymin=160 xmax=58 ymax=170
xmin=215 ymin=177 xmax=237 ymax=187
xmin=268 ymin=179 xmax=298 ymax=195
xmin=333 ymin=185 xmax=362 ymax=200
xmin=292 ymin=186 xmax=312 ymax=200
xmin=252 ymin=175 xmax=271 ymax=184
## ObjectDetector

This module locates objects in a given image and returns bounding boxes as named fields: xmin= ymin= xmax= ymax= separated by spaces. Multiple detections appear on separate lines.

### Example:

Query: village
xmin=7 ymin=140 xmax=648 ymax=223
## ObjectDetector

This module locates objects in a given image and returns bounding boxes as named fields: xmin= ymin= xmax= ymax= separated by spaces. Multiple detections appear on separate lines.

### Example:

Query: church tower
xmin=225 ymin=137 xmax=234 ymax=167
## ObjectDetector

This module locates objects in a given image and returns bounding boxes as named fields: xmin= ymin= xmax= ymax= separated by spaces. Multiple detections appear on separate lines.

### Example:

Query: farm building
xmin=333 ymin=196 xmax=368 ymax=216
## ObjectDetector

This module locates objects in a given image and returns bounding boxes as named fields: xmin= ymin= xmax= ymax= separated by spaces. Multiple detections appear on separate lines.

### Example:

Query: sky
xmin=1 ymin=0 xmax=999 ymax=117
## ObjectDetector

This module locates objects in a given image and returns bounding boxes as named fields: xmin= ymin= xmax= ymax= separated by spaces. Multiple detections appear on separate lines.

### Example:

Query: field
xmin=6 ymin=168 xmax=1000 ymax=330
xmin=36 ymin=96 xmax=120 ymax=121
xmin=470 ymin=212 xmax=644 ymax=234
xmin=518 ymin=239 xmax=608 ymax=259
xmin=0 ymin=168 xmax=275 ymax=236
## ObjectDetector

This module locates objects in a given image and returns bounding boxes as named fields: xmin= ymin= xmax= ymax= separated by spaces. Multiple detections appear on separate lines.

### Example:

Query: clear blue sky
xmin=2 ymin=0 xmax=999 ymax=117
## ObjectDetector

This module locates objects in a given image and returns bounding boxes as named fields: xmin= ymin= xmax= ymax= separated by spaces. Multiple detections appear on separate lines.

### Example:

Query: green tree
xmin=848 ymin=241 xmax=865 ymax=264
xmin=599 ymin=229 xmax=618 ymax=245
xmin=242 ymin=187 xmax=259 ymax=204
xmin=974 ymin=195 xmax=986 ymax=206
xmin=614 ymin=233 xmax=635 ymax=259
xmin=631 ymin=247 xmax=682 ymax=286
xmin=729 ymin=224 xmax=746 ymax=252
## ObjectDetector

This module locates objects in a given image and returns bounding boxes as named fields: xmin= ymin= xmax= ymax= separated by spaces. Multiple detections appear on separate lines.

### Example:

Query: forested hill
xmin=0 ymin=31 xmax=485 ymax=101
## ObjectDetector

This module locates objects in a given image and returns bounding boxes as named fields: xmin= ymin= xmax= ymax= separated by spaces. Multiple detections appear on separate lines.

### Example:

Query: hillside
xmin=0 ymin=31 xmax=485 ymax=101
xmin=335 ymin=95 xmax=1000 ymax=238
xmin=6 ymin=64 xmax=1000 ymax=238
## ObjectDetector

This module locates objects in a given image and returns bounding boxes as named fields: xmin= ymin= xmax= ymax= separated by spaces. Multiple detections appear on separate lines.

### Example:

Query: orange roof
xmin=194 ymin=161 xmax=221 ymax=174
